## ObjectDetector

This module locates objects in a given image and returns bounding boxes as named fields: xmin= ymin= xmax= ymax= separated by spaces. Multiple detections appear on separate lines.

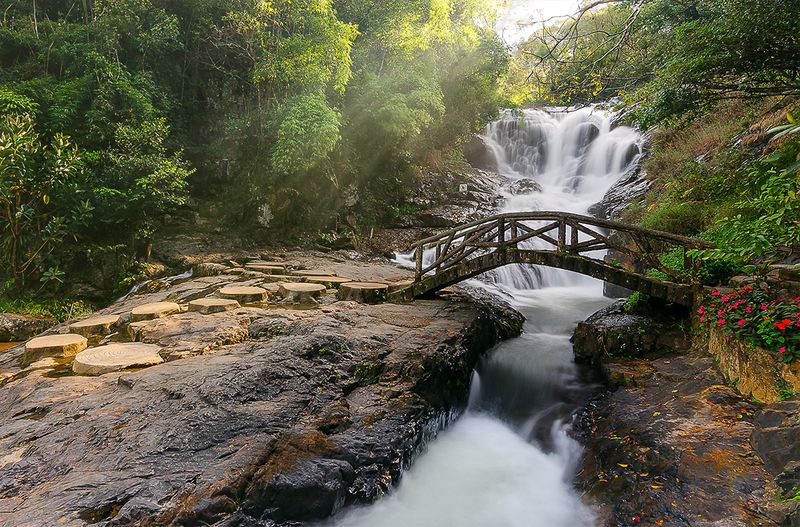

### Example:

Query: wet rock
xmin=572 ymin=300 xmax=690 ymax=368
xmin=0 ymin=313 xmax=55 ymax=342
xmin=508 ymin=178 xmax=542 ymax=195
xmin=575 ymin=353 xmax=773 ymax=527
xmin=752 ymin=400 xmax=800 ymax=489
xmin=193 ymin=262 xmax=229 ymax=277
xmin=463 ymin=134 xmax=498 ymax=172
xmin=0 ymin=260 xmax=521 ymax=526
xmin=589 ymin=164 xmax=650 ymax=220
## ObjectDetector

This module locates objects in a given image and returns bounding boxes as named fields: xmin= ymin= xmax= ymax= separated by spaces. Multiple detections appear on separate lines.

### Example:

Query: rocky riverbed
xmin=573 ymin=300 xmax=799 ymax=527
xmin=0 ymin=254 xmax=523 ymax=526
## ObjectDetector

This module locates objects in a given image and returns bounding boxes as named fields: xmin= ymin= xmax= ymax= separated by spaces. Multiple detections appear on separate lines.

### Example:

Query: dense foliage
xmin=700 ymin=285 xmax=800 ymax=363
xmin=0 ymin=0 xmax=509 ymax=294
xmin=518 ymin=0 xmax=800 ymax=125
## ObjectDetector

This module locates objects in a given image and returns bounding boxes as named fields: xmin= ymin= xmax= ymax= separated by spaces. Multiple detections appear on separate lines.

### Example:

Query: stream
xmin=332 ymin=108 xmax=644 ymax=526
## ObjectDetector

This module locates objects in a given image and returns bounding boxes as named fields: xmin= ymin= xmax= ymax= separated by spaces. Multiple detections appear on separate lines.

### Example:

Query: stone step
xmin=387 ymin=279 xmax=415 ymax=293
xmin=245 ymin=263 xmax=287 ymax=274
xmin=130 ymin=302 xmax=181 ymax=322
xmin=188 ymin=298 xmax=241 ymax=314
xmin=261 ymin=274 xmax=297 ymax=283
xmin=69 ymin=315 xmax=121 ymax=338
xmin=289 ymin=270 xmax=338 ymax=277
xmin=278 ymin=283 xmax=326 ymax=302
xmin=304 ymin=276 xmax=353 ymax=289
xmin=24 ymin=334 xmax=88 ymax=365
xmin=337 ymin=282 xmax=389 ymax=304
xmin=219 ymin=286 xmax=268 ymax=303
xmin=73 ymin=343 xmax=164 ymax=375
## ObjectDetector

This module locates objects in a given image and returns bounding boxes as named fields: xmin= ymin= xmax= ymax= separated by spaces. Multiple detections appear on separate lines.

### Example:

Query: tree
xmin=0 ymin=111 xmax=92 ymax=287
xmin=524 ymin=0 xmax=800 ymax=124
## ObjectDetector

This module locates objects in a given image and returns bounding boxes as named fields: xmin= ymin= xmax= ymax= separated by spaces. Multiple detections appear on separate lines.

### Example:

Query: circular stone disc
xmin=24 ymin=334 xmax=88 ymax=364
xmin=69 ymin=315 xmax=121 ymax=336
xmin=130 ymin=302 xmax=181 ymax=321
xmin=289 ymin=270 xmax=337 ymax=277
xmin=304 ymin=276 xmax=352 ymax=287
xmin=188 ymin=298 xmax=241 ymax=314
xmin=341 ymin=282 xmax=389 ymax=290
xmin=280 ymin=283 xmax=326 ymax=293
xmin=219 ymin=286 xmax=268 ymax=303
xmin=73 ymin=343 xmax=164 ymax=376
xmin=337 ymin=282 xmax=390 ymax=304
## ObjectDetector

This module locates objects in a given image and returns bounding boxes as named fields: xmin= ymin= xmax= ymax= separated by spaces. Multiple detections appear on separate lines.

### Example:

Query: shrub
xmin=699 ymin=284 xmax=800 ymax=362
xmin=0 ymin=112 xmax=92 ymax=289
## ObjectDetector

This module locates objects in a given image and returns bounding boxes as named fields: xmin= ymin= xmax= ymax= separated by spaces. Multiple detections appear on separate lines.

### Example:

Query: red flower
xmin=711 ymin=290 xmax=721 ymax=296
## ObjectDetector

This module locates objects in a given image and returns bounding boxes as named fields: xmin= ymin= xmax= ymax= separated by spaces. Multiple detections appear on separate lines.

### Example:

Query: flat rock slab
xmin=73 ymin=343 xmax=164 ymax=375
xmin=278 ymin=283 xmax=326 ymax=303
xmin=219 ymin=286 xmax=268 ymax=304
xmin=387 ymin=279 xmax=415 ymax=293
xmin=188 ymin=298 xmax=241 ymax=314
xmin=337 ymin=282 xmax=389 ymax=304
xmin=245 ymin=263 xmax=286 ymax=274
xmin=69 ymin=315 xmax=121 ymax=338
xmin=304 ymin=276 xmax=352 ymax=289
xmin=23 ymin=334 xmax=88 ymax=364
xmin=289 ymin=270 xmax=337 ymax=277
xmin=261 ymin=274 xmax=297 ymax=283
xmin=130 ymin=302 xmax=181 ymax=322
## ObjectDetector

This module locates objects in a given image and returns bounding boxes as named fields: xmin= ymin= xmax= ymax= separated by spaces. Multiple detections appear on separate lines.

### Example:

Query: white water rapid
xmin=331 ymin=108 xmax=643 ymax=527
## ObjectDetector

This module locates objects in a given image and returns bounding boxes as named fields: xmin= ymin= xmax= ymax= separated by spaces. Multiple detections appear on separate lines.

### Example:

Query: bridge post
xmin=498 ymin=217 xmax=506 ymax=251
xmin=415 ymin=247 xmax=423 ymax=281
xmin=558 ymin=217 xmax=566 ymax=254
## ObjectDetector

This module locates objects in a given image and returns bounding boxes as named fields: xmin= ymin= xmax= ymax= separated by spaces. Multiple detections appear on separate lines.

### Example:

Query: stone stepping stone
xmin=24 ymin=334 xmax=88 ymax=364
xmin=289 ymin=270 xmax=337 ymax=277
xmin=387 ymin=279 xmax=415 ymax=293
xmin=219 ymin=286 xmax=268 ymax=303
xmin=245 ymin=263 xmax=286 ymax=274
xmin=188 ymin=298 xmax=241 ymax=314
xmin=261 ymin=274 xmax=297 ymax=283
xmin=73 ymin=343 xmax=164 ymax=376
xmin=69 ymin=315 xmax=121 ymax=338
xmin=130 ymin=302 xmax=181 ymax=322
xmin=304 ymin=276 xmax=353 ymax=289
xmin=278 ymin=283 xmax=326 ymax=303
xmin=337 ymin=282 xmax=389 ymax=304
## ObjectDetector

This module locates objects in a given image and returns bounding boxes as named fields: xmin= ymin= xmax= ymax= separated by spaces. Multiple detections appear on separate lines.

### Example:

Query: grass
xmin=624 ymin=97 xmax=797 ymax=237
xmin=0 ymin=297 xmax=93 ymax=323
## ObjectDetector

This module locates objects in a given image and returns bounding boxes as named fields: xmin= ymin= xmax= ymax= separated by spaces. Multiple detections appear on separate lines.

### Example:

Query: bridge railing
xmin=408 ymin=211 xmax=714 ymax=284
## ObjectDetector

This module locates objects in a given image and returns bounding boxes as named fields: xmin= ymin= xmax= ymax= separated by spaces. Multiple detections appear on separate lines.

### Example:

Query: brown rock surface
xmin=0 ymin=258 xmax=523 ymax=526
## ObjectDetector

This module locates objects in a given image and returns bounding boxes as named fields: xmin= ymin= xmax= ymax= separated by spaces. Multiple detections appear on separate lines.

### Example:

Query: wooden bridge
xmin=396 ymin=212 xmax=715 ymax=306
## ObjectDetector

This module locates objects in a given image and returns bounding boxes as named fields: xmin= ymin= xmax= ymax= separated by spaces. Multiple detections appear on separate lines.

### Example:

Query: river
xmin=330 ymin=108 xmax=643 ymax=526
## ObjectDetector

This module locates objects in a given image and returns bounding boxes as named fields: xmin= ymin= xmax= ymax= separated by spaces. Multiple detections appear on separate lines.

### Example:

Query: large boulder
xmin=463 ymin=134 xmax=498 ymax=172
xmin=572 ymin=299 xmax=690 ymax=368
xmin=0 ymin=313 xmax=55 ymax=342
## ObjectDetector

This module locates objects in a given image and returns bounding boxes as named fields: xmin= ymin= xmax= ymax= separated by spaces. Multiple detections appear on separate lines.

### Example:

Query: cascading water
xmin=330 ymin=108 xmax=643 ymax=527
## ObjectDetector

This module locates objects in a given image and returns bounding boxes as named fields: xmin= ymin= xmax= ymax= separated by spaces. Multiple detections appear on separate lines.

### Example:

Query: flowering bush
xmin=699 ymin=284 xmax=800 ymax=363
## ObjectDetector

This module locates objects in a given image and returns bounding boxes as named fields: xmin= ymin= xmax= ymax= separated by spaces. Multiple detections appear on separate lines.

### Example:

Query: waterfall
xmin=332 ymin=107 xmax=643 ymax=527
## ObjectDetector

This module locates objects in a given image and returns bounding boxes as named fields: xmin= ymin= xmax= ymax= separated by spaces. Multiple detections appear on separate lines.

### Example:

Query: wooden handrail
xmin=408 ymin=211 xmax=715 ymax=250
